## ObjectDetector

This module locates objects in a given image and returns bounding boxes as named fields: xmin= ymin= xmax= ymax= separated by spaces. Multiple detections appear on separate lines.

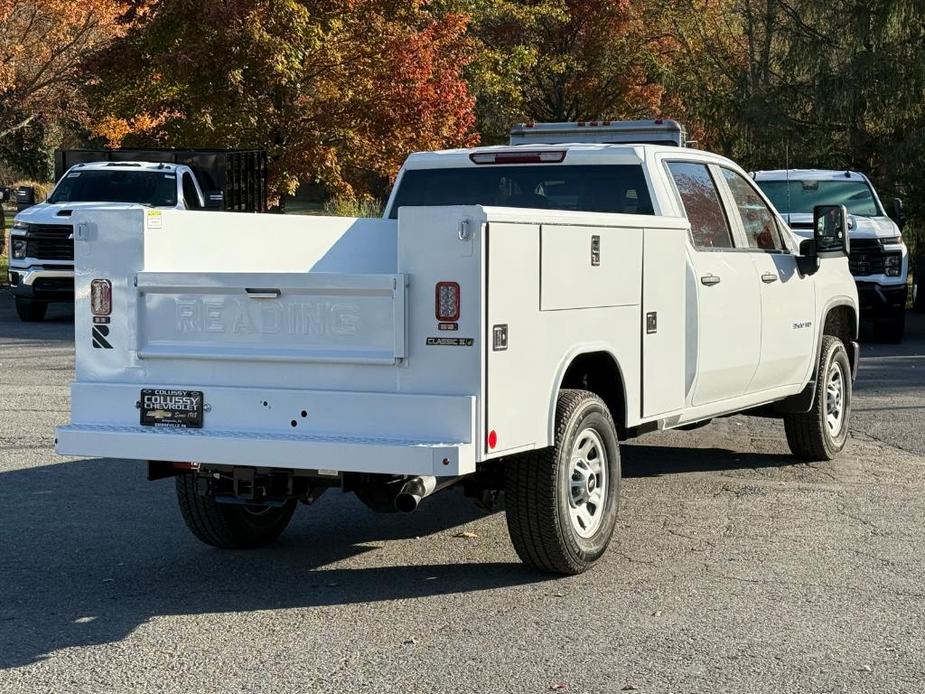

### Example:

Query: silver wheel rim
xmin=567 ymin=428 xmax=608 ymax=538
xmin=825 ymin=360 xmax=846 ymax=436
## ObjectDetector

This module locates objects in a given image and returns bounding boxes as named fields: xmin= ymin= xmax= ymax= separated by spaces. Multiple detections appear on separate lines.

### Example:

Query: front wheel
xmin=784 ymin=335 xmax=852 ymax=461
xmin=913 ymin=262 xmax=925 ymax=313
xmin=504 ymin=389 xmax=621 ymax=575
xmin=15 ymin=298 xmax=48 ymax=322
xmin=175 ymin=474 xmax=297 ymax=548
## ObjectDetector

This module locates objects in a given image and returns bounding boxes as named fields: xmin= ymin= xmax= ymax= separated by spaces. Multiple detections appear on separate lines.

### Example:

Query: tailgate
xmin=135 ymin=271 xmax=406 ymax=364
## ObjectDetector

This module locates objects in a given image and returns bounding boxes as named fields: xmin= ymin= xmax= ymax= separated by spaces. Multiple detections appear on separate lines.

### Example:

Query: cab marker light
xmin=469 ymin=151 xmax=566 ymax=165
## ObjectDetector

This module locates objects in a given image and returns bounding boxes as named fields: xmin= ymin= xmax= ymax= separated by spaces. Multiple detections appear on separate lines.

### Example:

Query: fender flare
xmin=546 ymin=343 xmax=629 ymax=444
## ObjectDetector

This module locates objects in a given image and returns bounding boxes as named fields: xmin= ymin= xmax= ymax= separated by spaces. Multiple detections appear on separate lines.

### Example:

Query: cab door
xmin=665 ymin=161 xmax=762 ymax=407
xmin=717 ymin=167 xmax=815 ymax=392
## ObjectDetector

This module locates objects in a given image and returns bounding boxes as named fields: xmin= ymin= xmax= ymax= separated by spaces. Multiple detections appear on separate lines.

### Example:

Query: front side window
xmin=722 ymin=168 xmax=783 ymax=250
xmin=666 ymin=162 xmax=733 ymax=249
xmin=182 ymin=173 xmax=201 ymax=209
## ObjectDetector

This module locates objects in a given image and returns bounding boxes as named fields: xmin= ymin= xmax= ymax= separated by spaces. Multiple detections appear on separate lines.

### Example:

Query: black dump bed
xmin=54 ymin=149 xmax=268 ymax=212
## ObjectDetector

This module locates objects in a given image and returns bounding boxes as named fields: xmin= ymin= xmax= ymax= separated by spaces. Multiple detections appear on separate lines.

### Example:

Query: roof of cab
xmin=752 ymin=169 xmax=870 ymax=182
xmin=400 ymin=142 xmax=734 ymax=169
xmin=66 ymin=161 xmax=180 ymax=173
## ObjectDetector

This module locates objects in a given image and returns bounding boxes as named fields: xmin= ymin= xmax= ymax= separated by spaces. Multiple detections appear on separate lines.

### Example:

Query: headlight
xmin=881 ymin=236 xmax=903 ymax=246
xmin=11 ymin=238 xmax=27 ymax=259
xmin=884 ymin=255 xmax=902 ymax=277
xmin=12 ymin=221 xmax=28 ymax=232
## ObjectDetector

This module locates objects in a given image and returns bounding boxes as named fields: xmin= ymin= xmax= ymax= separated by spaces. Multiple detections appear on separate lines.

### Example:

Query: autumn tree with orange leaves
xmin=84 ymin=0 xmax=478 ymax=202
xmin=0 ymin=0 xmax=122 ymax=176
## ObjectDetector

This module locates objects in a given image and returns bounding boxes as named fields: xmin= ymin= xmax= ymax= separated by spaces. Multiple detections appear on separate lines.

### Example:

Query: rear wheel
xmin=504 ymin=389 xmax=621 ymax=575
xmin=784 ymin=335 xmax=851 ymax=461
xmin=175 ymin=474 xmax=297 ymax=548
xmin=15 ymin=298 xmax=47 ymax=322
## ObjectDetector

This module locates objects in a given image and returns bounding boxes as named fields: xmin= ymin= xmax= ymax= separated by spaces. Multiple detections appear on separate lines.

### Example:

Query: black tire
xmin=784 ymin=335 xmax=852 ymax=461
xmin=874 ymin=307 xmax=905 ymax=343
xmin=913 ymin=262 xmax=925 ymax=313
xmin=15 ymin=298 xmax=48 ymax=322
xmin=175 ymin=474 xmax=297 ymax=548
xmin=504 ymin=389 xmax=621 ymax=575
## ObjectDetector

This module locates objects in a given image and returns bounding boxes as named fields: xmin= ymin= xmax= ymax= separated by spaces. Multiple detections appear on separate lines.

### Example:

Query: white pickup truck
xmin=8 ymin=161 xmax=212 ymax=322
xmin=753 ymin=169 xmax=909 ymax=342
xmin=56 ymin=143 xmax=859 ymax=574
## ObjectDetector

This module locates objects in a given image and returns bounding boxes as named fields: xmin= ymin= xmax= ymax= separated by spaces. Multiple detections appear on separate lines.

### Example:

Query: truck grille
xmin=849 ymin=238 xmax=885 ymax=276
xmin=24 ymin=224 xmax=74 ymax=261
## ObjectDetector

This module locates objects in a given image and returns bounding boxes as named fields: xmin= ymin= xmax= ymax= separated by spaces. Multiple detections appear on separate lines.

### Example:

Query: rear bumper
xmin=56 ymin=424 xmax=473 ymax=477
xmin=856 ymin=281 xmax=907 ymax=314
xmin=56 ymin=383 xmax=477 ymax=476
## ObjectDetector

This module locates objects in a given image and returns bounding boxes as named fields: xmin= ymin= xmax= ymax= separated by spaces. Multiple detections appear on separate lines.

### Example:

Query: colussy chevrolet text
xmin=56 ymin=138 xmax=859 ymax=574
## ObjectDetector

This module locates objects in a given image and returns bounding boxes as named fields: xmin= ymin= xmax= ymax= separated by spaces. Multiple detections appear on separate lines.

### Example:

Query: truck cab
xmin=8 ymin=161 xmax=209 ymax=322
xmin=753 ymin=169 xmax=909 ymax=342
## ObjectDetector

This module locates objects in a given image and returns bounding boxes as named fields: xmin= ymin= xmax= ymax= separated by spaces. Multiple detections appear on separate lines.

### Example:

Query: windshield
xmin=756 ymin=179 xmax=881 ymax=217
xmin=388 ymin=164 xmax=653 ymax=219
xmin=48 ymin=170 xmax=178 ymax=206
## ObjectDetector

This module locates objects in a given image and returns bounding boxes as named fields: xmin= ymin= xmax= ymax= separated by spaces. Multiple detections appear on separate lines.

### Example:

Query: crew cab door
xmin=717 ymin=168 xmax=815 ymax=391
xmin=666 ymin=161 xmax=761 ymax=407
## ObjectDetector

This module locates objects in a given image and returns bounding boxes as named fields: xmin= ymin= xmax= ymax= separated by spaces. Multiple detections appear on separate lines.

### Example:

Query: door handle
xmin=761 ymin=272 xmax=779 ymax=284
xmin=700 ymin=274 xmax=721 ymax=286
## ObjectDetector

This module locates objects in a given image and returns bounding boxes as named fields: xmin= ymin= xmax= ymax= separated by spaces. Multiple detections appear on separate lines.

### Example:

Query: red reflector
xmin=90 ymin=279 xmax=112 ymax=316
xmin=435 ymin=281 xmax=460 ymax=321
xmin=488 ymin=430 xmax=498 ymax=449
xmin=469 ymin=151 xmax=566 ymax=165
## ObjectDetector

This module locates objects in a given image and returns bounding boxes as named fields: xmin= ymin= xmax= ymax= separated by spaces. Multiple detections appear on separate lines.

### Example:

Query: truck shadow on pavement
xmin=0 ymin=457 xmax=538 ymax=670
xmin=0 ymin=444 xmax=805 ymax=669
xmin=621 ymin=443 xmax=800 ymax=477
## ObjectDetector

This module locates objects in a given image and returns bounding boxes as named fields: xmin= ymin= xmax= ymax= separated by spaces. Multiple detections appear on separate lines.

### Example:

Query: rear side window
xmin=388 ymin=164 xmax=653 ymax=219
xmin=666 ymin=162 xmax=733 ymax=249
xmin=721 ymin=168 xmax=783 ymax=250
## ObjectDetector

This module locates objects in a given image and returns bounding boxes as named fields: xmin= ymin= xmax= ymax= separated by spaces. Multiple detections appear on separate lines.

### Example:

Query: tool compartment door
xmin=485 ymin=219 xmax=643 ymax=457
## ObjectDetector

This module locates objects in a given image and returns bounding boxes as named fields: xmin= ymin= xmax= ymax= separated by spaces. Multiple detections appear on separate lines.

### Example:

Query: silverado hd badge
xmin=140 ymin=389 xmax=204 ymax=428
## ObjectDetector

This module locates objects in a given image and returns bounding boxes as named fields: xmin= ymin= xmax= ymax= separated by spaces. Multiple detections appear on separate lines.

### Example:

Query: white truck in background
xmin=56 ymin=139 xmax=858 ymax=575
xmin=753 ymin=169 xmax=909 ymax=342
xmin=7 ymin=149 xmax=266 ymax=323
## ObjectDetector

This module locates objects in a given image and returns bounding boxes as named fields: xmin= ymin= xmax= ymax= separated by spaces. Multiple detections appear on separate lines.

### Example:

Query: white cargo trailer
xmin=57 ymin=143 xmax=858 ymax=574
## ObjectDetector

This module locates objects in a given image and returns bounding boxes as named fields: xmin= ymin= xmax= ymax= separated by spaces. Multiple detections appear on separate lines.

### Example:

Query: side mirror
xmin=15 ymin=185 xmax=36 ymax=212
xmin=813 ymin=204 xmax=850 ymax=257
xmin=889 ymin=197 xmax=906 ymax=231
xmin=204 ymin=190 xmax=224 ymax=210
xmin=796 ymin=238 xmax=819 ymax=276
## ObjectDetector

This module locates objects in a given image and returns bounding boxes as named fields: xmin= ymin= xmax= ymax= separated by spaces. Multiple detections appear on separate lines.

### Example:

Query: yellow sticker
xmin=146 ymin=209 xmax=163 ymax=229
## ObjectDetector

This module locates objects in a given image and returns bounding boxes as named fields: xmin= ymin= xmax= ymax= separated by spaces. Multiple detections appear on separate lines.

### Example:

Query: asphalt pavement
xmin=1 ymin=291 xmax=924 ymax=693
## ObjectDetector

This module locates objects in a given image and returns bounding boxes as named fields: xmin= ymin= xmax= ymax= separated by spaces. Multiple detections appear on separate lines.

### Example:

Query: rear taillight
xmin=90 ymin=279 xmax=112 ymax=316
xmin=435 ymin=282 xmax=460 ymax=321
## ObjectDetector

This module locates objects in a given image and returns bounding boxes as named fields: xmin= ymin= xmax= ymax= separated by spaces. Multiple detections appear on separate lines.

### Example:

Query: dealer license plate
xmin=140 ymin=389 xmax=204 ymax=428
